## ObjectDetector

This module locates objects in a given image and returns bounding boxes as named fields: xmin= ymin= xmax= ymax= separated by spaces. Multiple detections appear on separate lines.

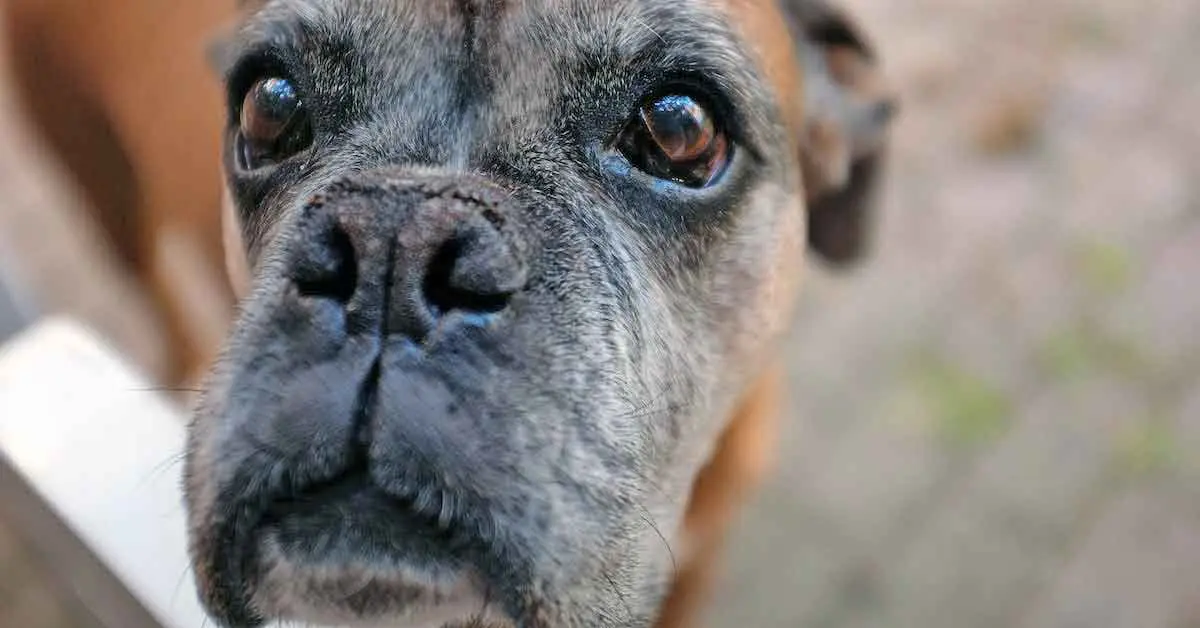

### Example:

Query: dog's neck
xmin=657 ymin=365 xmax=784 ymax=627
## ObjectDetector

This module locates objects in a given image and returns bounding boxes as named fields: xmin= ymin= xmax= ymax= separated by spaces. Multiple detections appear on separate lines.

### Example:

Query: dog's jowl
xmin=184 ymin=1 xmax=894 ymax=626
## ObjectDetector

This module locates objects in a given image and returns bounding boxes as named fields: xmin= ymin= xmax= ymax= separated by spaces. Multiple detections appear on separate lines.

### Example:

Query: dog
xmin=182 ymin=1 xmax=895 ymax=626
xmin=15 ymin=0 xmax=894 ymax=625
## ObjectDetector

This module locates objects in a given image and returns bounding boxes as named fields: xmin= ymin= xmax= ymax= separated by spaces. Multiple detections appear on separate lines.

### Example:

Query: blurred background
xmin=1 ymin=0 xmax=1198 ymax=626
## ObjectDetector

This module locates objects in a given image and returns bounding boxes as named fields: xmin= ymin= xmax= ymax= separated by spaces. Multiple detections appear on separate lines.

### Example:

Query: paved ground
xmin=712 ymin=0 xmax=1200 ymax=625
xmin=2 ymin=0 xmax=1199 ymax=626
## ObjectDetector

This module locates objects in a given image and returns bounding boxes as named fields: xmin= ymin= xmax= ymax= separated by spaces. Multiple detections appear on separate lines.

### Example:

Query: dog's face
xmin=185 ymin=1 xmax=892 ymax=626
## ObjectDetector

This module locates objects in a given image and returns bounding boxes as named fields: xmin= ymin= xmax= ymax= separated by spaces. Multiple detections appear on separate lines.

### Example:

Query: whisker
xmin=235 ymin=420 xmax=289 ymax=460
xmin=601 ymin=570 xmax=636 ymax=624
xmin=475 ymin=581 xmax=495 ymax=626
xmin=638 ymin=505 xmax=678 ymax=581
xmin=338 ymin=571 xmax=377 ymax=605
xmin=617 ymin=402 xmax=682 ymax=423
xmin=629 ymin=12 xmax=667 ymax=45
xmin=170 ymin=564 xmax=192 ymax=610
xmin=138 ymin=450 xmax=188 ymax=487
xmin=125 ymin=386 xmax=204 ymax=394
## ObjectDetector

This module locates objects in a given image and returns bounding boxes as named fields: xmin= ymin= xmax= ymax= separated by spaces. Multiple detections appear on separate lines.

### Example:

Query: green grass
xmin=1114 ymin=420 xmax=1179 ymax=477
xmin=1073 ymin=240 xmax=1134 ymax=297
xmin=1038 ymin=323 xmax=1148 ymax=381
xmin=907 ymin=356 xmax=1013 ymax=448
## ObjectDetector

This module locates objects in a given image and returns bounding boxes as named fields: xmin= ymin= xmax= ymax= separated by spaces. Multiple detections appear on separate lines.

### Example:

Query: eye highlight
xmin=617 ymin=92 xmax=731 ymax=188
xmin=237 ymin=77 xmax=313 ymax=170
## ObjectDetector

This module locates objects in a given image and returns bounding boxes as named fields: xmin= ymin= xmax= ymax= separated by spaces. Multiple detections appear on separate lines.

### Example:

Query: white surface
xmin=0 ymin=318 xmax=207 ymax=628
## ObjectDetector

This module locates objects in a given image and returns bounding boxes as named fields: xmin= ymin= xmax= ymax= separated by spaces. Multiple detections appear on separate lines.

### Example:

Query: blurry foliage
xmin=1073 ymin=239 xmax=1135 ymax=297
xmin=1114 ymin=420 xmax=1180 ymax=478
xmin=905 ymin=355 xmax=1013 ymax=448
xmin=1038 ymin=323 xmax=1148 ymax=382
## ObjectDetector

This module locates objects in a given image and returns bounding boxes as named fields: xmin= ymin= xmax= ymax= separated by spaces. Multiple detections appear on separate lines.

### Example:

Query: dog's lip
xmin=206 ymin=473 xmax=497 ymax=627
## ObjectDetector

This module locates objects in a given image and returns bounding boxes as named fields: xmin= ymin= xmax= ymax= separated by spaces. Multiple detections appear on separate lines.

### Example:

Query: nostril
xmin=423 ymin=237 xmax=515 ymax=317
xmin=296 ymin=226 xmax=358 ymax=303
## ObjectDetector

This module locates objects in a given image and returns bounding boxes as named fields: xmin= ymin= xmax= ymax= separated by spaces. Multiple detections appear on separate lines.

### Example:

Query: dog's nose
xmin=290 ymin=173 xmax=528 ymax=341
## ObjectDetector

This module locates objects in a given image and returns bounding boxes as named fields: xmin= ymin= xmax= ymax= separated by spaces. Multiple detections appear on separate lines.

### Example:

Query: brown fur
xmin=725 ymin=0 xmax=807 ymax=136
xmin=659 ymin=366 xmax=783 ymax=627
xmin=2 ymin=0 xmax=237 ymax=382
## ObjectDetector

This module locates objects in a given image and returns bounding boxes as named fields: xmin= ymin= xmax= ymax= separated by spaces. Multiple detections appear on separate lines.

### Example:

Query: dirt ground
xmin=2 ymin=0 xmax=1200 ymax=626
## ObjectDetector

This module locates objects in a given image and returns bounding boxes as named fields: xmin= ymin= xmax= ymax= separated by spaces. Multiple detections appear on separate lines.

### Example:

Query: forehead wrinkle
xmin=238 ymin=0 xmax=443 ymax=51
xmin=228 ymin=0 xmax=460 ymax=90
xmin=456 ymin=0 xmax=512 ymax=19
xmin=222 ymin=0 xmax=361 ymax=75
xmin=495 ymin=0 xmax=770 ymax=100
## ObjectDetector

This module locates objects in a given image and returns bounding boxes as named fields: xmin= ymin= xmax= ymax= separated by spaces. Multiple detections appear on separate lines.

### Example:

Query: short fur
xmin=7 ymin=0 xmax=895 ymax=626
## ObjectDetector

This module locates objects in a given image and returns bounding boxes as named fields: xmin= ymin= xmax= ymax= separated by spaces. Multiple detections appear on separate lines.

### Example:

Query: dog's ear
xmin=780 ymin=0 xmax=896 ymax=266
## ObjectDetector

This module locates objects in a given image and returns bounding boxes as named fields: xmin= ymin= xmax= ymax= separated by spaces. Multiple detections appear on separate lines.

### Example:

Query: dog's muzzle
xmin=187 ymin=171 xmax=533 ymax=627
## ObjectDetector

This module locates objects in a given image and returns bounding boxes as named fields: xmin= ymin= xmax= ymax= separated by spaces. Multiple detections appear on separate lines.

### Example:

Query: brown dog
xmin=2 ymin=0 xmax=237 ymax=382
xmin=5 ymin=1 xmax=893 ymax=625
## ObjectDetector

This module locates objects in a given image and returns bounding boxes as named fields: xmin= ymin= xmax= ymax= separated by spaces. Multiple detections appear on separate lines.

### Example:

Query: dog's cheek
xmin=183 ymin=370 xmax=237 ymax=599
xmin=754 ymin=195 xmax=806 ymax=346
xmin=718 ymin=186 xmax=806 ymax=381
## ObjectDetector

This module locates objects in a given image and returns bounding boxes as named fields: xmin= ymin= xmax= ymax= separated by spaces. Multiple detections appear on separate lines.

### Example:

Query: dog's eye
xmin=617 ymin=93 xmax=731 ymax=188
xmin=237 ymin=77 xmax=313 ymax=170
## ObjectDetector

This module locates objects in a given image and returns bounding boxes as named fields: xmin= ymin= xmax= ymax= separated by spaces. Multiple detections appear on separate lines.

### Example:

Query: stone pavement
xmin=711 ymin=0 xmax=1200 ymax=626
xmin=2 ymin=0 xmax=1199 ymax=626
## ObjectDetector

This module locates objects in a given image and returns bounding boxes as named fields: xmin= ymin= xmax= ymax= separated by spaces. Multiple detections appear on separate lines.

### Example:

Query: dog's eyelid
xmin=211 ymin=24 xmax=282 ymax=82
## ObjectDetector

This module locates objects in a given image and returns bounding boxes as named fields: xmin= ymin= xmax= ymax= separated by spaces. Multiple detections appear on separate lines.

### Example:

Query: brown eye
xmin=617 ymin=93 xmax=731 ymax=188
xmin=237 ymin=77 xmax=312 ymax=170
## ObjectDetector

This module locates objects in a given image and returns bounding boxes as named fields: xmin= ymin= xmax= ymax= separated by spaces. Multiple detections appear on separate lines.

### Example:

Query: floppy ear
xmin=780 ymin=0 xmax=896 ymax=266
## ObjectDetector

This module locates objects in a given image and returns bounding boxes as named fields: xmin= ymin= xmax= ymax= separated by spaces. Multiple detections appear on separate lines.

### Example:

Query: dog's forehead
xmin=241 ymin=0 xmax=803 ymax=136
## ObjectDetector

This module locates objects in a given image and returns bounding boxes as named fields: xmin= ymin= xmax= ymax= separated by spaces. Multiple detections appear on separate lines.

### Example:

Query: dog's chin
xmin=236 ymin=479 xmax=508 ymax=628
xmin=251 ymin=538 xmax=495 ymax=628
